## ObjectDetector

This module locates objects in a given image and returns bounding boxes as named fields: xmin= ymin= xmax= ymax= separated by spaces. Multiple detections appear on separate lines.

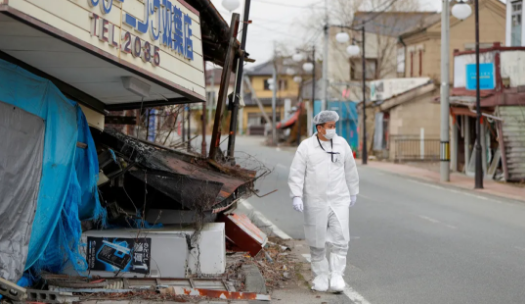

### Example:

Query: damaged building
xmin=0 ymin=0 xmax=268 ymax=301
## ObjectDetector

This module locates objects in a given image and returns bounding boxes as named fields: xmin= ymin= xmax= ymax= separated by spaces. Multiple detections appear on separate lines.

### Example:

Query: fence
xmin=393 ymin=137 xmax=440 ymax=162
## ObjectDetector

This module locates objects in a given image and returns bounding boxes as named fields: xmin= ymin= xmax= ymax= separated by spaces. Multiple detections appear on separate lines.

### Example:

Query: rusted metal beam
xmin=209 ymin=13 xmax=240 ymax=160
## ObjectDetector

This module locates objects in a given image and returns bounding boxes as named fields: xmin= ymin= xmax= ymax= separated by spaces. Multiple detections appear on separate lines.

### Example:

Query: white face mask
xmin=324 ymin=128 xmax=336 ymax=140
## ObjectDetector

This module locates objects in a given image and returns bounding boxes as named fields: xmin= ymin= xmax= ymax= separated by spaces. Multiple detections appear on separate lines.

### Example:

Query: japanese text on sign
xmin=87 ymin=0 xmax=194 ymax=68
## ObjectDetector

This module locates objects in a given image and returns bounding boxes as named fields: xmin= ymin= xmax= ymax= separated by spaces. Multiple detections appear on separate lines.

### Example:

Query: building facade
xmin=0 ymin=0 xmax=241 ymax=283
xmin=506 ymin=0 xmax=525 ymax=46
xmin=242 ymin=59 xmax=299 ymax=135
xmin=399 ymin=0 xmax=506 ymax=83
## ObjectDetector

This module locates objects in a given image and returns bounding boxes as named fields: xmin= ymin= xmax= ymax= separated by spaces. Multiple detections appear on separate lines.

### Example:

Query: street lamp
xmin=452 ymin=0 xmax=483 ymax=189
xmin=293 ymin=76 xmax=302 ymax=83
xmin=293 ymin=52 xmax=304 ymax=62
xmin=451 ymin=1 xmax=472 ymax=20
xmin=335 ymin=32 xmax=350 ymax=44
xmin=302 ymin=62 xmax=314 ymax=73
xmin=346 ymin=45 xmax=360 ymax=57
xmin=222 ymin=0 xmax=240 ymax=11
xmin=338 ymin=28 xmax=367 ymax=165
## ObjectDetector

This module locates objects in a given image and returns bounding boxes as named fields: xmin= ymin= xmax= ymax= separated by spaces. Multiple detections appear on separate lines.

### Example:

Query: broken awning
xmin=92 ymin=128 xmax=257 ymax=213
xmin=276 ymin=103 xmax=303 ymax=130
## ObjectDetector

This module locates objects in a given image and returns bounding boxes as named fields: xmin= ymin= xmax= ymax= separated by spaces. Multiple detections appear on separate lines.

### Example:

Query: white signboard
xmin=6 ymin=0 xmax=205 ymax=99
xmin=370 ymin=77 xmax=430 ymax=101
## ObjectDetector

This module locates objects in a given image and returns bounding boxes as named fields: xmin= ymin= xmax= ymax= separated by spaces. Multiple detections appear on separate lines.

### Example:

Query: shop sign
xmin=466 ymin=63 xmax=495 ymax=90
xmin=88 ymin=0 xmax=195 ymax=67
xmin=5 ymin=0 xmax=205 ymax=98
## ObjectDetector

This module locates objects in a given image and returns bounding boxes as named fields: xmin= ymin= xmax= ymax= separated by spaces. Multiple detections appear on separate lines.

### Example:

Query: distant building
xmin=243 ymin=59 xmax=299 ymax=135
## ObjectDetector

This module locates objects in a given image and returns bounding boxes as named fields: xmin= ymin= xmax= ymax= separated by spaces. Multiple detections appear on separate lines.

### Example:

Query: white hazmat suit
xmin=288 ymin=123 xmax=359 ymax=292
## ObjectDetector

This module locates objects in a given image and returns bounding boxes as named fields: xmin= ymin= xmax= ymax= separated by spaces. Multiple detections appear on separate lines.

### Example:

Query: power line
xmin=249 ymin=22 xmax=305 ymax=41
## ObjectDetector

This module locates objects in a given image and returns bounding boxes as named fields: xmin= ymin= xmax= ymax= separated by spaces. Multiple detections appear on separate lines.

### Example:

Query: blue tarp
xmin=0 ymin=59 xmax=105 ymax=278
xmin=314 ymin=100 xmax=359 ymax=150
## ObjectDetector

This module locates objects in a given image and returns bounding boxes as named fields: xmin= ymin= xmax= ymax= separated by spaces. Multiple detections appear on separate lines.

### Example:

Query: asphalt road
xmin=228 ymin=136 xmax=525 ymax=304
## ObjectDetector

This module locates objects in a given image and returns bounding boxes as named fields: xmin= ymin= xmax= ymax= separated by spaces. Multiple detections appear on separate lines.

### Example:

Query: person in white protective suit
xmin=288 ymin=110 xmax=359 ymax=292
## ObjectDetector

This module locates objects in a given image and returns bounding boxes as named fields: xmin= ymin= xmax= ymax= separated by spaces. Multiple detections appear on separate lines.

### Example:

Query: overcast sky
xmin=208 ymin=0 xmax=442 ymax=69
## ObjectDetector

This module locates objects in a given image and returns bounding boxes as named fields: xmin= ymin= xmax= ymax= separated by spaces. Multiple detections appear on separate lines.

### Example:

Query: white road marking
xmin=408 ymin=179 xmax=445 ymax=190
xmin=240 ymin=199 xmax=292 ymax=240
xmin=243 ymin=200 xmax=371 ymax=304
xmin=417 ymin=215 xmax=457 ymax=229
xmin=343 ymin=285 xmax=372 ymax=304
xmin=407 ymin=179 xmax=496 ymax=202
xmin=418 ymin=215 xmax=440 ymax=224
xmin=302 ymin=254 xmax=311 ymax=263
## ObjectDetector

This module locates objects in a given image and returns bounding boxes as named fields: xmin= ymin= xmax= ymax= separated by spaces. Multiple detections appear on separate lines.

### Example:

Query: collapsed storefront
xmin=448 ymin=45 xmax=525 ymax=182
xmin=0 ymin=0 xmax=267 ymax=300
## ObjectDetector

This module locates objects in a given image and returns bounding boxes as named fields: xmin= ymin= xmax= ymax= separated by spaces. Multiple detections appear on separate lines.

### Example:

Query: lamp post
xmin=222 ymin=0 xmax=240 ymax=11
xmin=452 ymin=0 xmax=482 ymax=189
xmin=294 ymin=48 xmax=316 ymax=146
xmin=339 ymin=27 xmax=367 ymax=165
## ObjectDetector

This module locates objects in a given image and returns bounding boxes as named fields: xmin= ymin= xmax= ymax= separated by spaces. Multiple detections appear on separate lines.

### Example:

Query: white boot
xmin=311 ymin=258 xmax=329 ymax=292
xmin=329 ymin=253 xmax=346 ymax=292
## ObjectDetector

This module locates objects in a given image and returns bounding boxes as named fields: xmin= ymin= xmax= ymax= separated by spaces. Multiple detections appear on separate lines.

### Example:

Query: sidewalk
xmin=367 ymin=161 xmax=525 ymax=203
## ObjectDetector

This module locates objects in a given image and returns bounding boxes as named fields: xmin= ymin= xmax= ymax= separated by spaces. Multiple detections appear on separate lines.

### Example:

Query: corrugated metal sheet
xmin=498 ymin=106 xmax=525 ymax=182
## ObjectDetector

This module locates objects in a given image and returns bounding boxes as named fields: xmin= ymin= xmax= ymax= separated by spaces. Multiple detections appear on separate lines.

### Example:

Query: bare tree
xmin=289 ymin=0 xmax=424 ymax=101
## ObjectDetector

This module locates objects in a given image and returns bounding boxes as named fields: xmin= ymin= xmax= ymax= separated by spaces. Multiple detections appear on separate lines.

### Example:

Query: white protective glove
xmin=292 ymin=197 xmax=304 ymax=212
xmin=350 ymin=195 xmax=357 ymax=207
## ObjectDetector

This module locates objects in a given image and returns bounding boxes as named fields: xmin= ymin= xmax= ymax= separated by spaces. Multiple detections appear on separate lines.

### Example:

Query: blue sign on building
xmin=313 ymin=101 xmax=358 ymax=151
xmin=466 ymin=63 xmax=495 ymax=90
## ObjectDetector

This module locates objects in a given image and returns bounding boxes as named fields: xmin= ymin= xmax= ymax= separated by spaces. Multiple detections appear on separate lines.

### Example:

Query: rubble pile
xmin=224 ymin=240 xmax=298 ymax=292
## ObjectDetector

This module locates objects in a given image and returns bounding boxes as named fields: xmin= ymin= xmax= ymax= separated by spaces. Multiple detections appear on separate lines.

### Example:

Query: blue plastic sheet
xmin=0 ymin=59 xmax=105 ymax=278
xmin=75 ymin=107 xmax=107 ymax=224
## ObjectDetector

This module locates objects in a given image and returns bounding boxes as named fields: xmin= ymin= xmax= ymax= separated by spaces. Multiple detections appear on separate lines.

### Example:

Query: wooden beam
xmin=209 ymin=13 xmax=240 ymax=160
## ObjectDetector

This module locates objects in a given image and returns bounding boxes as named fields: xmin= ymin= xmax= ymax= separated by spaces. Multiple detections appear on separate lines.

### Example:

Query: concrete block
xmin=241 ymin=264 xmax=267 ymax=294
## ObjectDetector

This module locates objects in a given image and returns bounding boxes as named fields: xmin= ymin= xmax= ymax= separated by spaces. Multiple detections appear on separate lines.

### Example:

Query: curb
xmin=370 ymin=165 xmax=525 ymax=203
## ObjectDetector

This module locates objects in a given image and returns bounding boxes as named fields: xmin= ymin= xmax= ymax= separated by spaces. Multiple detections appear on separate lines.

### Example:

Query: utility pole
xmin=271 ymin=51 xmax=278 ymax=145
xmin=440 ymin=0 xmax=450 ymax=182
xmin=321 ymin=0 xmax=329 ymax=111
xmin=474 ymin=0 xmax=484 ymax=188
xmin=361 ymin=26 xmax=367 ymax=165
xmin=227 ymin=0 xmax=252 ymax=159
xmin=209 ymin=13 xmax=240 ymax=160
